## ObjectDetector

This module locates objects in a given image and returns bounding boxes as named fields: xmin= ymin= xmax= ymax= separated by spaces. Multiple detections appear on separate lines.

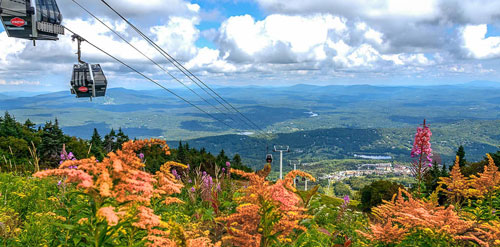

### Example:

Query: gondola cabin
xmin=70 ymin=63 xmax=108 ymax=98
xmin=266 ymin=154 xmax=273 ymax=164
xmin=0 ymin=0 xmax=63 ymax=41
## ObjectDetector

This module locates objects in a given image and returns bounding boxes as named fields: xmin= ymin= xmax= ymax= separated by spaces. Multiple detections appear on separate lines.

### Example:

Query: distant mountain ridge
xmin=2 ymin=80 xmax=500 ymax=97
xmin=2 ymin=82 xmax=500 ymax=140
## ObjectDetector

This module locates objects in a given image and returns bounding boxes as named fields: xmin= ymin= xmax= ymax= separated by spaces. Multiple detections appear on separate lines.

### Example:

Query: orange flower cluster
xmin=218 ymin=168 xmax=314 ymax=246
xmin=470 ymin=154 xmax=500 ymax=197
xmin=455 ymin=220 xmax=500 ymax=247
xmin=438 ymin=156 xmax=476 ymax=205
xmin=33 ymin=139 xmax=208 ymax=247
xmin=440 ymin=155 xmax=500 ymax=203
xmin=96 ymin=206 xmax=122 ymax=226
xmin=359 ymin=188 xmax=473 ymax=244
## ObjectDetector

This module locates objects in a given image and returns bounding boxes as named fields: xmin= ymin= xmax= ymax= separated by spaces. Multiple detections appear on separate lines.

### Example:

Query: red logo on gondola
xmin=10 ymin=17 xmax=25 ymax=27
xmin=78 ymin=87 xmax=89 ymax=93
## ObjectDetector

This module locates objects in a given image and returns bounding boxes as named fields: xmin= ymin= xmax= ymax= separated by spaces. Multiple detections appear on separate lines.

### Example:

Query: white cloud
xmin=217 ymin=14 xmax=347 ymax=64
xmin=0 ymin=0 xmax=499 ymax=90
xmin=461 ymin=24 xmax=500 ymax=59
xmin=255 ymin=0 xmax=439 ymax=20
xmin=0 ymin=79 xmax=40 ymax=85
xmin=185 ymin=47 xmax=237 ymax=73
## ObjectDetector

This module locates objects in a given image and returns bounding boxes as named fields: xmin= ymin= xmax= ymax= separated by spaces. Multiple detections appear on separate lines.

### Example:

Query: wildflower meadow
xmin=0 ymin=115 xmax=500 ymax=246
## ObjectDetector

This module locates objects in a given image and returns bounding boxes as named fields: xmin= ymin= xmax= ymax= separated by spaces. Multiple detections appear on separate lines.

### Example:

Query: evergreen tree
xmin=441 ymin=162 xmax=448 ymax=177
xmin=177 ymin=141 xmax=186 ymax=164
xmin=90 ymin=128 xmax=104 ymax=160
xmin=39 ymin=120 xmax=65 ymax=168
xmin=103 ymin=129 xmax=116 ymax=153
xmin=232 ymin=154 xmax=243 ymax=167
xmin=116 ymin=128 xmax=129 ymax=149
xmin=0 ymin=111 xmax=19 ymax=137
xmin=424 ymin=161 xmax=441 ymax=194
xmin=456 ymin=145 xmax=467 ymax=167
xmin=23 ymin=119 xmax=36 ymax=130
xmin=216 ymin=149 xmax=229 ymax=166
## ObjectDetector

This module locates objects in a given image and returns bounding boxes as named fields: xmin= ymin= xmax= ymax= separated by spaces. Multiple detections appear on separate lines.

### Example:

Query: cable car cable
xmin=2 ymin=3 xmax=271 ymax=138
xmin=63 ymin=27 xmax=242 ymax=132
xmin=70 ymin=0 xmax=244 ymax=129
xmin=99 ymin=0 xmax=272 ymax=139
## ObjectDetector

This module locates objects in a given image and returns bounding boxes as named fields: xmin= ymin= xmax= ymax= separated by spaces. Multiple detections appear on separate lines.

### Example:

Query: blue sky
xmin=1 ymin=0 xmax=500 ymax=92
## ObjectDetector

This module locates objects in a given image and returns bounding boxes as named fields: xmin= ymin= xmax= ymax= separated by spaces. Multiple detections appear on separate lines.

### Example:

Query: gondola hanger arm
xmin=71 ymin=34 xmax=86 ymax=64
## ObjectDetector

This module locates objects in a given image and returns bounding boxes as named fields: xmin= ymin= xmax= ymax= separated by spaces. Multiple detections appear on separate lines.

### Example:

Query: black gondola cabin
xmin=70 ymin=63 xmax=108 ymax=98
xmin=266 ymin=154 xmax=273 ymax=163
xmin=0 ymin=0 xmax=64 ymax=41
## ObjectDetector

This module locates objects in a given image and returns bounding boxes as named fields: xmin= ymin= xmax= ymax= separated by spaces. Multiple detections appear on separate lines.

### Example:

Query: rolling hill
xmin=1 ymin=83 xmax=500 ymax=166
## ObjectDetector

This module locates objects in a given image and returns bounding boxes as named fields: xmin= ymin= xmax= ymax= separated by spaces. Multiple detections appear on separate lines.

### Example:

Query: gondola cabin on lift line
xmin=70 ymin=63 xmax=108 ymax=98
xmin=266 ymin=154 xmax=273 ymax=164
xmin=0 ymin=0 xmax=64 ymax=43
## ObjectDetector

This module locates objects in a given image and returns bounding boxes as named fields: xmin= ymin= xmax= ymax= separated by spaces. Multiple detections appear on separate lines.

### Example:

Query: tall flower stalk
xmin=410 ymin=119 xmax=433 ymax=195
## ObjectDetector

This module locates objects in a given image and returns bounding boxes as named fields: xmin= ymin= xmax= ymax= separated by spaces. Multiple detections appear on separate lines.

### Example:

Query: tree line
xmin=0 ymin=112 xmax=251 ymax=174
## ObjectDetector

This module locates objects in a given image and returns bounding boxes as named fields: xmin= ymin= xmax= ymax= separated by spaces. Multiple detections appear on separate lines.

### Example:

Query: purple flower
xmin=188 ymin=179 xmax=192 ymax=183
xmin=202 ymin=171 xmax=207 ymax=176
xmin=191 ymin=187 xmax=195 ymax=192
xmin=172 ymin=169 xmax=181 ymax=180
xmin=343 ymin=195 xmax=350 ymax=204
xmin=447 ymin=188 xmax=452 ymax=191
xmin=57 ymin=180 xmax=62 ymax=186
xmin=187 ymin=164 xmax=190 ymax=170
xmin=226 ymin=162 xmax=231 ymax=167
xmin=138 ymin=153 xmax=145 ymax=160
xmin=222 ymin=168 xmax=226 ymax=172
xmin=216 ymin=183 xmax=221 ymax=191
xmin=68 ymin=152 xmax=75 ymax=160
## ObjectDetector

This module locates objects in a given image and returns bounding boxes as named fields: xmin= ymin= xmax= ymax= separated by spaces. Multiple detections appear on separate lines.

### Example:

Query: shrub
xmin=358 ymin=180 xmax=403 ymax=212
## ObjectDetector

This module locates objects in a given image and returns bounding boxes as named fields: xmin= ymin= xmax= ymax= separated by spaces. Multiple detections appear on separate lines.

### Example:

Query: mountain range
xmin=1 ymin=81 xmax=500 ymax=166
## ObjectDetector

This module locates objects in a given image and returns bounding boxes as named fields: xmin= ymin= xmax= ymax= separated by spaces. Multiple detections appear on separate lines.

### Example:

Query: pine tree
xmin=103 ymin=129 xmax=116 ymax=153
xmin=232 ymin=154 xmax=243 ymax=167
xmin=116 ymin=128 xmax=129 ymax=150
xmin=424 ymin=160 xmax=441 ymax=193
xmin=90 ymin=128 xmax=104 ymax=160
xmin=177 ymin=141 xmax=186 ymax=164
xmin=216 ymin=149 xmax=229 ymax=166
xmin=456 ymin=145 xmax=467 ymax=167
xmin=23 ymin=119 xmax=36 ymax=131
xmin=441 ymin=162 xmax=448 ymax=177
xmin=39 ymin=120 xmax=65 ymax=168
xmin=91 ymin=128 xmax=103 ymax=148
xmin=0 ymin=111 xmax=19 ymax=137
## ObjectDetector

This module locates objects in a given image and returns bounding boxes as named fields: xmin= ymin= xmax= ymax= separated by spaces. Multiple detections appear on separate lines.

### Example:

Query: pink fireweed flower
xmin=410 ymin=120 xmax=433 ymax=194
xmin=411 ymin=121 xmax=433 ymax=166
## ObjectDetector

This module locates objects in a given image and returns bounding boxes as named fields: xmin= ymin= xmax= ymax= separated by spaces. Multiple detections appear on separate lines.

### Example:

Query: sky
xmin=1 ymin=0 xmax=500 ymax=92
